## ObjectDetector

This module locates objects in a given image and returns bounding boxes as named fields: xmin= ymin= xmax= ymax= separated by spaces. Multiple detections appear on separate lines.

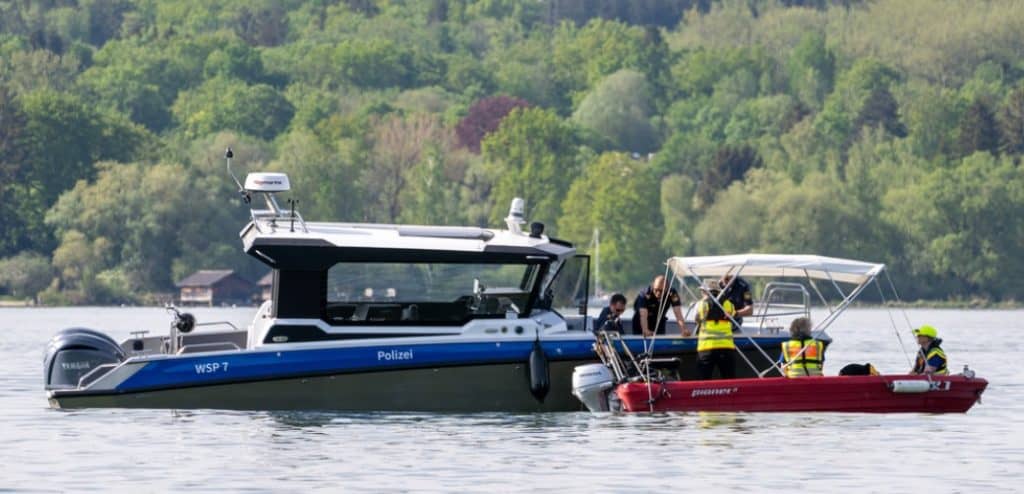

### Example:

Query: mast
xmin=592 ymin=228 xmax=600 ymax=299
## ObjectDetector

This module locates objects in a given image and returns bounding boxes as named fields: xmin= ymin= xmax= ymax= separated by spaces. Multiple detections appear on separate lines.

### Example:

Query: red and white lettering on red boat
xmin=690 ymin=387 xmax=739 ymax=398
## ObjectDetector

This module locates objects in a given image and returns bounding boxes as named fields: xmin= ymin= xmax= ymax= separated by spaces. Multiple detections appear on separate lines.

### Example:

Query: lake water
xmin=1 ymin=307 xmax=1021 ymax=492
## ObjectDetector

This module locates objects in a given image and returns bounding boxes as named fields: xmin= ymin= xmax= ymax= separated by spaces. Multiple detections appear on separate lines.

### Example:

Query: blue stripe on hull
xmin=116 ymin=335 xmax=789 ymax=392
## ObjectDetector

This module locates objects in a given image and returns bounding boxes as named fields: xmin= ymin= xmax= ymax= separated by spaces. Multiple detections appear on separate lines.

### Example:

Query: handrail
xmin=77 ymin=363 xmax=119 ymax=389
xmin=194 ymin=321 xmax=241 ymax=331
xmin=176 ymin=341 xmax=242 ymax=355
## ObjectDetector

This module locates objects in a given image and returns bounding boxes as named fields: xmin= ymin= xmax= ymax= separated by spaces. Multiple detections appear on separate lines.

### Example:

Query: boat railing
xmin=176 ymin=341 xmax=243 ymax=355
xmin=756 ymin=282 xmax=810 ymax=333
xmin=250 ymin=207 xmax=308 ymax=234
xmin=77 ymin=363 xmax=119 ymax=389
xmin=193 ymin=321 xmax=241 ymax=332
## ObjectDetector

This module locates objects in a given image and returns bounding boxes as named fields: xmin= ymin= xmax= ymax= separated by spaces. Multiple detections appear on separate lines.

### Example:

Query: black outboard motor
xmin=44 ymin=328 xmax=126 ymax=390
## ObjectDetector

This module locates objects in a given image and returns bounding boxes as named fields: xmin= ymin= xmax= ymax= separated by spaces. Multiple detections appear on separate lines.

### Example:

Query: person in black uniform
xmin=632 ymin=275 xmax=691 ymax=337
xmin=718 ymin=274 xmax=754 ymax=329
xmin=593 ymin=293 xmax=627 ymax=333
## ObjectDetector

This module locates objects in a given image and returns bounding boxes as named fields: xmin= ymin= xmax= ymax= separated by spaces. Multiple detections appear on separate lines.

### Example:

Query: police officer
xmin=593 ymin=293 xmax=627 ymax=334
xmin=780 ymin=317 xmax=824 ymax=377
xmin=911 ymin=325 xmax=948 ymax=375
xmin=718 ymin=274 xmax=753 ymax=328
xmin=632 ymin=275 xmax=690 ymax=337
xmin=695 ymin=282 xmax=736 ymax=380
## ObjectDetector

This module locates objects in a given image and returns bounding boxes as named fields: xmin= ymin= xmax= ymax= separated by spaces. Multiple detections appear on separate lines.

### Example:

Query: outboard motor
xmin=44 ymin=328 xmax=126 ymax=390
xmin=572 ymin=363 xmax=615 ymax=412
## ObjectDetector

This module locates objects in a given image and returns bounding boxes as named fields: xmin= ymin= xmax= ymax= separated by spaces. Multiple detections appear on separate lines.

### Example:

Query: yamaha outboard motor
xmin=44 ymin=328 xmax=126 ymax=390
xmin=572 ymin=363 xmax=615 ymax=412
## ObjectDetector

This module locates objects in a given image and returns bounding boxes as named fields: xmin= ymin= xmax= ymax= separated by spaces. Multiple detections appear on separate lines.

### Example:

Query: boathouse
xmin=176 ymin=270 xmax=255 ymax=306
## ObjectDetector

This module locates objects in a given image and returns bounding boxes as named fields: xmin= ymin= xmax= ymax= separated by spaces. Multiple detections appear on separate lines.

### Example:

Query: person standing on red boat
xmin=911 ymin=325 xmax=948 ymax=375
xmin=718 ymin=274 xmax=754 ymax=330
xmin=780 ymin=317 xmax=824 ymax=377
xmin=695 ymin=282 xmax=736 ymax=379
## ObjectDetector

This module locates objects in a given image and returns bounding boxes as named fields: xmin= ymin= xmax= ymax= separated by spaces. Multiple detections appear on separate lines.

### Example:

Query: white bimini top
xmin=666 ymin=254 xmax=885 ymax=285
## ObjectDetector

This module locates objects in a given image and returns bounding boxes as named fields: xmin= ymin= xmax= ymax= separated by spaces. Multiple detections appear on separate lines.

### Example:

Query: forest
xmin=0 ymin=0 xmax=1022 ymax=305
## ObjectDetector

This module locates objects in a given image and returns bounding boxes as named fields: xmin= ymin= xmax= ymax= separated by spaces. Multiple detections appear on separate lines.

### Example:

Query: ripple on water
xmin=1 ymin=307 xmax=1021 ymax=492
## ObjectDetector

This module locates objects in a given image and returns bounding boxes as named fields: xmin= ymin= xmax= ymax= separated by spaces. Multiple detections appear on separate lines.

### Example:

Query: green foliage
xmin=483 ymin=107 xmax=579 ymax=228
xmin=883 ymin=153 xmax=1024 ymax=298
xmin=553 ymin=19 xmax=671 ymax=107
xmin=814 ymin=58 xmax=901 ymax=151
xmin=955 ymin=100 xmax=1000 ymax=158
xmin=787 ymin=32 xmax=834 ymax=110
xmin=1 ymin=0 xmax=1024 ymax=303
xmin=172 ymin=76 xmax=294 ymax=140
xmin=559 ymin=153 xmax=663 ymax=289
xmin=572 ymin=69 xmax=659 ymax=153
xmin=0 ymin=251 xmax=53 ymax=301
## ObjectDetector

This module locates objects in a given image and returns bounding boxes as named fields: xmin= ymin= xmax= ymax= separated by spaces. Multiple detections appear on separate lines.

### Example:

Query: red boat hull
xmin=616 ymin=375 xmax=988 ymax=413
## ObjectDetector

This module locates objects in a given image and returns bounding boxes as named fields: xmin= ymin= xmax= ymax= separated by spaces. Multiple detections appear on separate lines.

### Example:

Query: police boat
xmin=44 ymin=152 xmax=792 ymax=411
xmin=571 ymin=254 xmax=988 ymax=414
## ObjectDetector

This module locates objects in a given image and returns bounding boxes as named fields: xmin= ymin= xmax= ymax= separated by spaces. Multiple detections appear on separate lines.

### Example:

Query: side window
xmin=546 ymin=255 xmax=590 ymax=315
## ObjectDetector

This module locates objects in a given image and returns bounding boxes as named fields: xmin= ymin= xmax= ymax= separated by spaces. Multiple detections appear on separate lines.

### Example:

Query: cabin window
xmin=324 ymin=262 xmax=541 ymax=324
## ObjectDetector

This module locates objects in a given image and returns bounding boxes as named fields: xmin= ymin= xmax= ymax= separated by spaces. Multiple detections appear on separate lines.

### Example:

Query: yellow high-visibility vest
xmin=781 ymin=339 xmax=824 ymax=377
xmin=697 ymin=299 xmax=736 ymax=352
xmin=913 ymin=346 xmax=948 ymax=375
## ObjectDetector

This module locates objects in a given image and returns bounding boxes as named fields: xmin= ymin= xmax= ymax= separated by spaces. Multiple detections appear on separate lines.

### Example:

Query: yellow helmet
xmin=913 ymin=325 xmax=938 ymax=339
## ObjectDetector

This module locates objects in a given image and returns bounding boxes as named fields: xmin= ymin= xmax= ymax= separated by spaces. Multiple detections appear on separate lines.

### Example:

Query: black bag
xmin=839 ymin=362 xmax=877 ymax=376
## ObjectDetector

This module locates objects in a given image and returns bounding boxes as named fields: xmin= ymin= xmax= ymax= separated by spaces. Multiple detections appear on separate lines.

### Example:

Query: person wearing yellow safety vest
xmin=911 ymin=325 xmax=948 ymax=375
xmin=780 ymin=317 xmax=824 ymax=377
xmin=695 ymin=282 xmax=736 ymax=380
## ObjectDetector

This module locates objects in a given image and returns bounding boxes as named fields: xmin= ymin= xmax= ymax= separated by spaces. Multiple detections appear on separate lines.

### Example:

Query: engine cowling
xmin=44 ymin=328 xmax=125 ymax=390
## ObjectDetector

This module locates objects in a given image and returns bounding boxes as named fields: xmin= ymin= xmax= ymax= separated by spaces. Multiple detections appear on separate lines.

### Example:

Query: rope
xmin=877 ymin=275 xmax=914 ymax=369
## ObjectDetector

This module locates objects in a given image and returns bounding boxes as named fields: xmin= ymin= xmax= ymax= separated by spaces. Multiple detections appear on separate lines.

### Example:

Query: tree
xmin=696 ymin=146 xmax=763 ymax=208
xmin=559 ymin=152 xmax=663 ymax=289
xmin=787 ymin=32 xmax=835 ymax=110
xmin=659 ymin=174 xmax=698 ymax=256
xmin=172 ymin=76 xmax=294 ymax=140
xmin=398 ymin=145 xmax=468 ymax=225
xmin=955 ymin=99 xmax=1000 ymax=158
xmin=45 ymin=161 xmax=246 ymax=300
xmin=552 ymin=18 xmax=671 ymax=105
xmin=483 ymin=107 xmax=579 ymax=228
xmin=270 ymin=128 xmax=365 ymax=223
xmin=854 ymin=86 xmax=907 ymax=139
xmin=883 ymin=152 xmax=1024 ymax=299
xmin=998 ymin=85 xmax=1024 ymax=155
xmin=21 ymin=90 xmax=152 ymax=205
xmin=0 ymin=252 xmax=52 ymax=302
xmin=572 ymin=69 xmax=659 ymax=153
xmin=362 ymin=114 xmax=453 ymax=222
xmin=456 ymin=95 xmax=529 ymax=153
xmin=900 ymin=81 xmax=962 ymax=160
xmin=814 ymin=59 xmax=900 ymax=150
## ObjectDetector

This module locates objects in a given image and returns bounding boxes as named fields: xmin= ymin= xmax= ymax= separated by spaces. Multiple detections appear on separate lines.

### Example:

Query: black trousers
xmin=696 ymin=349 xmax=736 ymax=380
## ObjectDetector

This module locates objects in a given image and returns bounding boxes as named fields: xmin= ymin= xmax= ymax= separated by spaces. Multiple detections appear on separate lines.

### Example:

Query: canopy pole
xmin=803 ymin=270 xmax=834 ymax=313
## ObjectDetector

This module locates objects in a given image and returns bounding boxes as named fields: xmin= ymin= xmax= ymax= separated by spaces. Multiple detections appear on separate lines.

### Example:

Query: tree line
xmin=0 ymin=0 xmax=1022 ymax=305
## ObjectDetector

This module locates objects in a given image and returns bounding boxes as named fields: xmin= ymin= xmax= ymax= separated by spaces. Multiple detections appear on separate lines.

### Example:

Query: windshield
xmin=325 ymin=262 xmax=541 ymax=324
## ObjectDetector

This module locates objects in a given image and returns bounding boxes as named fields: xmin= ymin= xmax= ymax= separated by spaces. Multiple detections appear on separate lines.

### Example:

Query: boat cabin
xmin=237 ymin=174 xmax=588 ymax=343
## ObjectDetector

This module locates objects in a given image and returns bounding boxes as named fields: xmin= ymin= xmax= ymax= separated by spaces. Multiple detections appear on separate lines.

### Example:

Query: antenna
xmin=225 ymin=147 xmax=250 ymax=204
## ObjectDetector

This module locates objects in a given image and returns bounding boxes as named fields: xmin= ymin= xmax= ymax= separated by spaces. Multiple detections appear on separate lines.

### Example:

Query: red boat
xmin=571 ymin=255 xmax=990 ymax=415
xmin=615 ymin=374 xmax=988 ymax=413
